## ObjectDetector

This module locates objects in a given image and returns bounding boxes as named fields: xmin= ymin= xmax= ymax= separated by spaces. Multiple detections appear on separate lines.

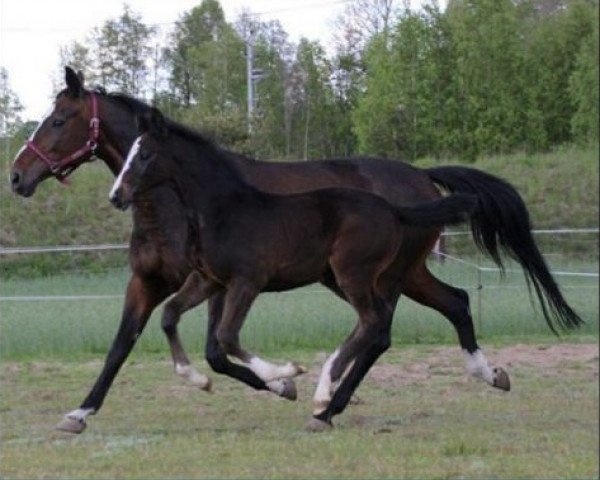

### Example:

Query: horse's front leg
xmin=56 ymin=274 xmax=169 ymax=434
xmin=161 ymin=271 xmax=219 ymax=391
xmin=205 ymin=279 xmax=306 ymax=400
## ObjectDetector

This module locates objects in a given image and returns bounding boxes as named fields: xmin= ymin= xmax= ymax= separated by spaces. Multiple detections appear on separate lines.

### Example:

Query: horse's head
xmin=109 ymin=107 xmax=170 ymax=211
xmin=10 ymin=66 xmax=100 ymax=197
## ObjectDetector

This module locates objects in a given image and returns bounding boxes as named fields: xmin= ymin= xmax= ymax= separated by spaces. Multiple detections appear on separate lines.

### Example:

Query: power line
xmin=1 ymin=0 xmax=353 ymax=34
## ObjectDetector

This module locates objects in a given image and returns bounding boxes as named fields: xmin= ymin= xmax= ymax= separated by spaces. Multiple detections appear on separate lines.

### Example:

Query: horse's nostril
xmin=10 ymin=171 xmax=21 ymax=187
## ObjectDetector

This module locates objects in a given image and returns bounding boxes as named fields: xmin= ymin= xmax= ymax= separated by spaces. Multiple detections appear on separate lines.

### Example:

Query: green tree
xmin=523 ymin=0 xmax=597 ymax=147
xmin=0 ymin=68 xmax=23 ymax=137
xmin=164 ymin=0 xmax=241 ymax=108
xmin=353 ymin=6 xmax=441 ymax=160
xmin=54 ymin=41 xmax=90 ymax=93
xmin=89 ymin=5 xmax=156 ymax=95
xmin=161 ymin=0 xmax=247 ymax=151
xmin=445 ymin=0 xmax=528 ymax=158
xmin=352 ymin=34 xmax=401 ymax=157
xmin=236 ymin=15 xmax=292 ymax=158
xmin=288 ymin=39 xmax=344 ymax=159
xmin=568 ymin=8 xmax=599 ymax=144
xmin=56 ymin=5 xmax=156 ymax=96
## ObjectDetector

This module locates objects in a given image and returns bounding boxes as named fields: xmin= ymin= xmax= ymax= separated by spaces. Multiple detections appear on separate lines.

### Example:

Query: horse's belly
xmin=263 ymin=256 xmax=327 ymax=292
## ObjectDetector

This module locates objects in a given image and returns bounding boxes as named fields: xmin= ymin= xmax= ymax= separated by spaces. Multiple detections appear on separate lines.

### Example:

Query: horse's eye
xmin=140 ymin=151 xmax=151 ymax=161
xmin=52 ymin=118 xmax=65 ymax=127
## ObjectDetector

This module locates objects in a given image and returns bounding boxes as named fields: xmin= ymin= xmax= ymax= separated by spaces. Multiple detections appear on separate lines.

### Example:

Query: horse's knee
xmin=455 ymin=288 xmax=470 ymax=306
xmin=375 ymin=329 xmax=392 ymax=352
xmin=160 ymin=303 xmax=179 ymax=336
xmin=214 ymin=328 xmax=239 ymax=355
xmin=442 ymin=287 xmax=471 ymax=323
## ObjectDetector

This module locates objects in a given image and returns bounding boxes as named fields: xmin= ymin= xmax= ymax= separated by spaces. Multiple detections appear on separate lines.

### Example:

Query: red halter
xmin=25 ymin=92 xmax=100 ymax=184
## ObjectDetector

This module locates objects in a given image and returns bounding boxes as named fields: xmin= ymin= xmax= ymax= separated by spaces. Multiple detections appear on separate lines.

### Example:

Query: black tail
xmin=396 ymin=193 xmax=477 ymax=227
xmin=426 ymin=165 xmax=583 ymax=334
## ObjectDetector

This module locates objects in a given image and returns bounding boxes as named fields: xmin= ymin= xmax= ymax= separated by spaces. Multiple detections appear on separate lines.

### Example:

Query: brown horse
xmin=10 ymin=68 xmax=582 ymax=433
xmin=108 ymin=107 xmax=479 ymax=429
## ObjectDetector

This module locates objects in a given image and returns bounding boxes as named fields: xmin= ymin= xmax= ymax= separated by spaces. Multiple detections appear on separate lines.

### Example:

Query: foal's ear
xmin=137 ymin=108 xmax=168 ymax=138
xmin=149 ymin=107 xmax=168 ymax=138
xmin=65 ymin=66 xmax=83 ymax=97
xmin=76 ymin=70 xmax=86 ymax=86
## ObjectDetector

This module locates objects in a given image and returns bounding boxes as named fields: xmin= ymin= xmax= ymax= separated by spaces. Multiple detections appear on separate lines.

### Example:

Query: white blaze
xmin=11 ymin=107 xmax=54 ymax=164
xmin=109 ymin=136 xmax=141 ymax=200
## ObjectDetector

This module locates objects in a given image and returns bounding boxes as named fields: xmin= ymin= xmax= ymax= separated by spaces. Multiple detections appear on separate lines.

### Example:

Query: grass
xmin=1 ymin=344 xmax=597 ymax=478
xmin=0 ymin=256 xmax=598 ymax=360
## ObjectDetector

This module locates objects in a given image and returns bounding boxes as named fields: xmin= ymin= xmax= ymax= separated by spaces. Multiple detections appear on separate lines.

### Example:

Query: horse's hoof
xmin=292 ymin=362 xmax=308 ymax=375
xmin=201 ymin=377 xmax=213 ymax=393
xmin=280 ymin=378 xmax=297 ymax=401
xmin=56 ymin=415 xmax=87 ymax=434
xmin=493 ymin=367 xmax=511 ymax=391
xmin=305 ymin=417 xmax=333 ymax=433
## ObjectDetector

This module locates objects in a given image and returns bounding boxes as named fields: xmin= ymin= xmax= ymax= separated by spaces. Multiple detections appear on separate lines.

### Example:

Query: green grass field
xmin=1 ymin=143 xmax=598 ymax=478
xmin=1 ymin=344 xmax=597 ymax=479
xmin=1 ymin=255 xmax=598 ymax=360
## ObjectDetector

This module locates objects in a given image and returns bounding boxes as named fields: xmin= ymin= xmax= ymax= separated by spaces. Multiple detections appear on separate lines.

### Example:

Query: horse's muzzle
xmin=109 ymin=190 xmax=131 ymax=211
xmin=9 ymin=169 xmax=36 ymax=197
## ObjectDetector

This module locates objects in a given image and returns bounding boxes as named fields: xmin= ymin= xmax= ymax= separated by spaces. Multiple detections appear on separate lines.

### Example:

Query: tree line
xmin=1 ymin=0 xmax=598 ymax=163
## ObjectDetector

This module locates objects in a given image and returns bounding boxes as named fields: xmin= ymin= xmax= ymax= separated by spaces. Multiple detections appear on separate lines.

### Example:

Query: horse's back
xmin=240 ymin=156 xmax=440 ymax=206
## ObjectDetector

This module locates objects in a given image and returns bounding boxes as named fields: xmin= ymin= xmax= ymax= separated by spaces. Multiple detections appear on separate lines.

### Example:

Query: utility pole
xmin=246 ymin=27 xmax=265 ymax=135
xmin=246 ymin=30 xmax=255 ymax=134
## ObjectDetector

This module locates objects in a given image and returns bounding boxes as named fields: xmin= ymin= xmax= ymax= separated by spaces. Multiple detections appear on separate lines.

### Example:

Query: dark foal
xmin=11 ymin=68 xmax=582 ymax=433
xmin=108 ymin=108 xmax=478 ymax=429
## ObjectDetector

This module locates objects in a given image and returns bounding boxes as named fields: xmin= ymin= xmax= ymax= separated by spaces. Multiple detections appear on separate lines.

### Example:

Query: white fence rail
xmin=1 ymin=228 xmax=597 ymax=308
xmin=1 ymin=228 xmax=597 ymax=256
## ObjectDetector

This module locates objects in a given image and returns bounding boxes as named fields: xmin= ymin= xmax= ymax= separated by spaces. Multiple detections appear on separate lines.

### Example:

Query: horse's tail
xmin=395 ymin=193 xmax=477 ymax=228
xmin=425 ymin=165 xmax=583 ymax=334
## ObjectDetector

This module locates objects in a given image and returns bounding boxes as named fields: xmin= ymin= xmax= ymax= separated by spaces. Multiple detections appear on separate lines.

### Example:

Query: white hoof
xmin=176 ymin=364 xmax=212 ymax=391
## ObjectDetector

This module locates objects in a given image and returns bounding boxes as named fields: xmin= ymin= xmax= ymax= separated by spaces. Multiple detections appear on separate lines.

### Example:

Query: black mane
xmin=107 ymin=93 xmax=217 ymax=150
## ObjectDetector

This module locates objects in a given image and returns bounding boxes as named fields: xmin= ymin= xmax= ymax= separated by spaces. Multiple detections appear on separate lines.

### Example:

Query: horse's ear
xmin=137 ymin=112 xmax=152 ymax=135
xmin=76 ymin=70 xmax=85 ymax=87
xmin=65 ymin=66 xmax=83 ymax=97
xmin=149 ymin=107 xmax=168 ymax=138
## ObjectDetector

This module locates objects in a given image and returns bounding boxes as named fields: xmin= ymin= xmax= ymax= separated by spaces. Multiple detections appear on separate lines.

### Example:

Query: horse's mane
xmin=106 ymin=93 xmax=219 ymax=151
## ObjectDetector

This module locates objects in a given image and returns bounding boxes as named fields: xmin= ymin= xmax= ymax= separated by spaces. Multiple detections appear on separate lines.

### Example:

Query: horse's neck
xmin=132 ymin=187 xmax=187 ymax=236
xmin=98 ymin=99 xmax=141 ymax=176
xmin=177 ymin=137 xmax=255 ymax=207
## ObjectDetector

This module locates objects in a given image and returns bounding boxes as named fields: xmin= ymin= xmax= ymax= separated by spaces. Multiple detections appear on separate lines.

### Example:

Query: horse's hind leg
xmin=205 ymin=279 xmax=305 ymax=400
xmin=309 ymin=291 xmax=396 ymax=430
xmin=403 ymin=265 xmax=510 ymax=390
xmin=161 ymin=271 xmax=218 ymax=391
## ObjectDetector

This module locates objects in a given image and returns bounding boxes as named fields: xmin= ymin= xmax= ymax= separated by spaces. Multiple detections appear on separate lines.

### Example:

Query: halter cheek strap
xmin=25 ymin=92 xmax=100 ymax=185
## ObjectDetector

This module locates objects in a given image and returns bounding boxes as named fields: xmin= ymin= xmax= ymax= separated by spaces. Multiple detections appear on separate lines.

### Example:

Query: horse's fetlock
xmin=206 ymin=352 xmax=228 ymax=374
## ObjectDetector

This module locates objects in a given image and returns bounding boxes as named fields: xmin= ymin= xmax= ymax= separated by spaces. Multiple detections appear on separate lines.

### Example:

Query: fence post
xmin=477 ymin=252 xmax=483 ymax=332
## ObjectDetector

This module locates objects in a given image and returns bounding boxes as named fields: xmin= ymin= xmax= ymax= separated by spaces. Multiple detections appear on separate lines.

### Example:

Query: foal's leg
xmin=56 ymin=274 xmax=170 ymax=433
xmin=161 ymin=271 xmax=218 ymax=391
xmin=205 ymin=278 xmax=304 ymax=400
xmin=309 ymin=293 xmax=395 ymax=430
xmin=402 ymin=265 xmax=510 ymax=390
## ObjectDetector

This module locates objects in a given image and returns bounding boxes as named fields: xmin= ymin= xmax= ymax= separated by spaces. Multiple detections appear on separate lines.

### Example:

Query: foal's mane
xmin=105 ymin=93 xmax=214 ymax=146
xmin=104 ymin=93 xmax=249 ymax=188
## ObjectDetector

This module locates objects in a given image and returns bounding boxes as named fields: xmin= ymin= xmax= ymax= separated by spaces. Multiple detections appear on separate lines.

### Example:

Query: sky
xmin=0 ymin=0 xmax=433 ymax=121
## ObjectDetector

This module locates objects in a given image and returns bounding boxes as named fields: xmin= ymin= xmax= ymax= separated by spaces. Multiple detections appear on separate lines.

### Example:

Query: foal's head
xmin=109 ymin=108 xmax=170 ymax=211
xmin=11 ymin=67 xmax=99 ymax=196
